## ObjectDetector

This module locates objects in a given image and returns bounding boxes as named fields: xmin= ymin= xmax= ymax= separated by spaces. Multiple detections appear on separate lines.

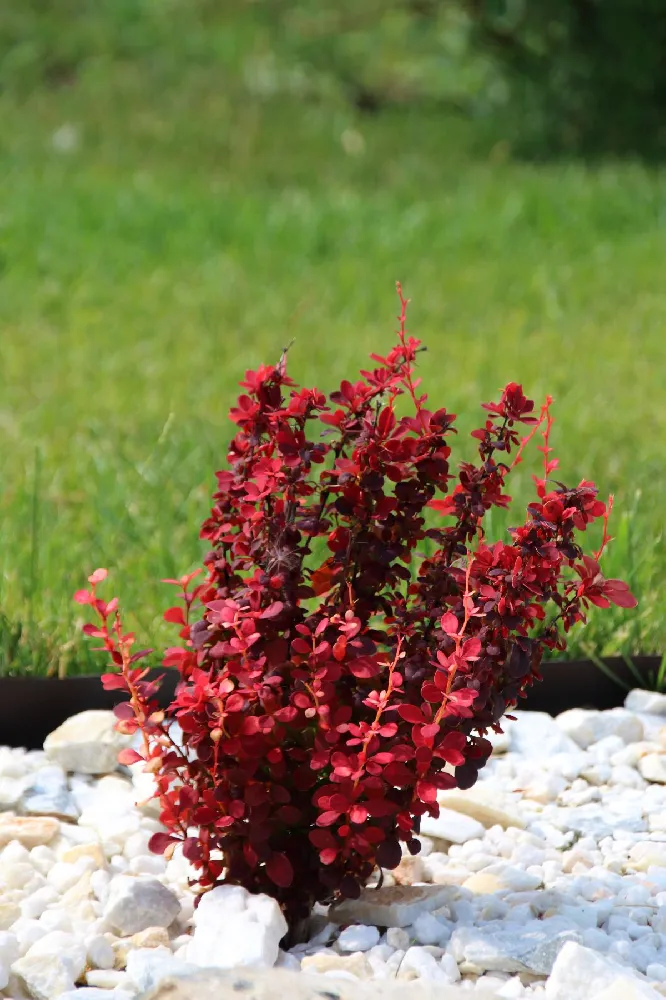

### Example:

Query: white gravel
xmin=1 ymin=696 xmax=666 ymax=998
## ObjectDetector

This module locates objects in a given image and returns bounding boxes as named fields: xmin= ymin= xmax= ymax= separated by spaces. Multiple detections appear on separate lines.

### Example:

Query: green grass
xmin=0 ymin=3 xmax=664 ymax=674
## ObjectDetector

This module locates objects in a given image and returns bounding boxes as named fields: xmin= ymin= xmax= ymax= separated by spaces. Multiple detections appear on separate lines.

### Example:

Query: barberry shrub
xmin=77 ymin=286 xmax=636 ymax=927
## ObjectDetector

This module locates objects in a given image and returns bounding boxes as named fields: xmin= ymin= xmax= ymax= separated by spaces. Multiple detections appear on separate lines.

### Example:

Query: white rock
xmin=0 ymin=775 xmax=27 ymax=808
xmin=0 ymin=815 xmax=60 ymax=848
xmin=411 ymin=911 xmax=448 ymax=946
xmin=126 ymin=946 xmax=196 ymax=992
xmin=0 ymin=932 xmax=18 ymax=988
xmin=0 ymin=747 xmax=29 ymax=778
xmin=11 ymin=930 xmax=86 ymax=1000
xmin=440 ymin=952 xmax=461 ymax=982
xmin=58 ymin=991 xmax=133 ymax=1000
xmin=386 ymin=928 xmax=410 ymax=950
xmin=337 ymin=924 xmax=380 ymax=952
xmin=332 ymin=885 xmax=457 ymax=929
xmin=489 ymin=730 xmax=511 ymax=755
xmin=86 ymin=968 xmax=130 ymax=989
xmin=436 ymin=789 xmax=526 ymax=830
xmin=85 ymin=934 xmax=115 ymax=970
xmin=505 ymin=712 xmax=581 ymax=757
xmin=103 ymin=876 xmax=181 ymax=935
xmin=592 ymin=986 xmax=663 ymax=1000
xmin=22 ymin=766 xmax=79 ymax=821
xmin=44 ymin=711 xmax=131 ymax=775
xmin=186 ymin=885 xmax=287 ymax=969
xmin=398 ymin=945 xmax=451 ymax=982
xmin=420 ymin=807 xmax=485 ymax=844
xmin=481 ymin=864 xmax=543 ymax=892
xmin=451 ymin=923 xmax=579 ymax=976
xmin=627 ymin=841 xmax=666 ymax=870
xmin=556 ymin=709 xmax=643 ymax=750
xmin=300 ymin=949 xmax=372 ymax=979
xmin=626 ymin=690 xmax=666 ymax=716
xmin=545 ymin=941 xmax=660 ymax=999
xmin=638 ymin=753 xmax=666 ymax=784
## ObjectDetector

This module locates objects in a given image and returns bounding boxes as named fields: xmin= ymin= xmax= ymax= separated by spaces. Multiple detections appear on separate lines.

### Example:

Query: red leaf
xmin=311 ymin=561 xmax=338 ymax=597
xmin=316 ymin=810 xmax=341 ymax=827
xmin=88 ymin=568 xmax=108 ymax=585
xmin=101 ymin=673 xmax=128 ymax=691
xmin=82 ymin=623 xmax=104 ymax=637
xmin=260 ymin=602 xmax=284 ymax=619
xmin=266 ymin=853 xmax=294 ymax=888
xmin=349 ymin=804 xmax=368 ymax=824
xmin=117 ymin=748 xmax=144 ymax=766
xmin=113 ymin=702 xmax=136 ymax=721
xmin=396 ymin=704 xmax=425 ymax=724
xmin=348 ymin=656 xmax=380 ymax=679
xmin=163 ymin=647 xmax=187 ymax=667
xmin=604 ymin=580 xmax=638 ymax=609
xmin=73 ymin=590 xmax=92 ymax=606
xmin=416 ymin=780 xmax=438 ymax=803
xmin=461 ymin=637 xmax=481 ymax=661
xmin=440 ymin=612 xmax=459 ymax=636
xmin=148 ymin=832 xmax=176 ymax=855
xmin=164 ymin=606 xmax=186 ymax=625
xmin=319 ymin=848 xmax=338 ymax=865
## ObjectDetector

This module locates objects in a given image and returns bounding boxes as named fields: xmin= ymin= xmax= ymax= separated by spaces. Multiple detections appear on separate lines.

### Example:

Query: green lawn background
xmin=1 ymin=3 xmax=664 ymax=673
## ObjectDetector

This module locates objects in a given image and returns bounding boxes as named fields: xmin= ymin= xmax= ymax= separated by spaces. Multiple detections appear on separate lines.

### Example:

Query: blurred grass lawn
xmin=0 ymin=3 xmax=664 ymax=673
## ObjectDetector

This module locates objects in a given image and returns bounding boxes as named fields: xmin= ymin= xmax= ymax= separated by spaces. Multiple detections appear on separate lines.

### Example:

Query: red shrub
xmin=77 ymin=286 xmax=636 ymax=926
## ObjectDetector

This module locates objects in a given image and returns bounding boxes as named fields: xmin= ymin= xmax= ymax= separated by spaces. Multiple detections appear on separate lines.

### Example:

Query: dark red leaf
xmin=266 ymin=853 xmax=294 ymax=888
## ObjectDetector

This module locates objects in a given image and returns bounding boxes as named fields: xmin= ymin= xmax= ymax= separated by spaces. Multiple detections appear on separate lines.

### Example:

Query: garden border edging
xmin=0 ymin=657 xmax=661 ymax=749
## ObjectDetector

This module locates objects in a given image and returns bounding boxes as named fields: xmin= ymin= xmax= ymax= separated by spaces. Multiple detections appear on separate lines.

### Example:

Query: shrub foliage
xmin=77 ymin=287 xmax=635 ymax=925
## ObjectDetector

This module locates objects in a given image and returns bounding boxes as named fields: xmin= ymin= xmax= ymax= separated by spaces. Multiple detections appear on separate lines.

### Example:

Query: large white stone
xmin=103 ymin=876 xmax=181 ymax=935
xmin=11 ymin=931 xmax=86 ymax=1000
xmin=625 ymin=690 xmax=666 ymax=716
xmin=436 ymin=790 xmax=525 ymax=831
xmin=185 ymin=885 xmax=287 ymax=970
xmin=638 ymin=753 xmax=666 ymax=784
xmin=503 ymin=712 xmax=581 ymax=757
xmin=545 ymin=942 xmax=660 ymax=1000
xmin=419 ymin=807 xmax=485 ymax=844
xmin=126 ymin=946 xmax=197 ymax=993
xmin=44 ymin=711 xmax=132 ymax=775
xmin=331 ymin=885 xmax=457 ymax=929
xmin=451 ymin=923 xmax=579 ymax=976
xmin=556 ymin=709 xmax=643 ymax=750
xmin=134 ymin=968 xmax=503 ymax=999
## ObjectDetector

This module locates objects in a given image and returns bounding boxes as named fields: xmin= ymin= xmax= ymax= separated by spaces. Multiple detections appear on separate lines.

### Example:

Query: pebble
xmin=420 ymin=807 xmax=486 ymax=844
xmin=556 ymin=708 xmax=643 ymax=749
xmin=22 ymin=765 xmax=79 ymax=821
xmin=331 ymin=885 xmax=456 ymax=928
xmin=3 ymin=702 xmax=666 ymax=997
xmin=44 ymin=710 xmax=131 ymax=775
xmin=0 ymin=815 xmax=59 ymax=848
xmin=337 ymin=924 xmax=380 ymax=952
xmin=625 ymin=690 xmax=666 ymax=716
xmin=638 ymin=753 xmax=666 ymax=784
xmin=103 ymin=876 xmax=181 ymax=935
xmin=185 ymin=885 xmax=287 ymax=969
xmin=301 ymin=950 xmax=372 ymax=978
xmin=11 ymin=930 xmax=87 ymax=1000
